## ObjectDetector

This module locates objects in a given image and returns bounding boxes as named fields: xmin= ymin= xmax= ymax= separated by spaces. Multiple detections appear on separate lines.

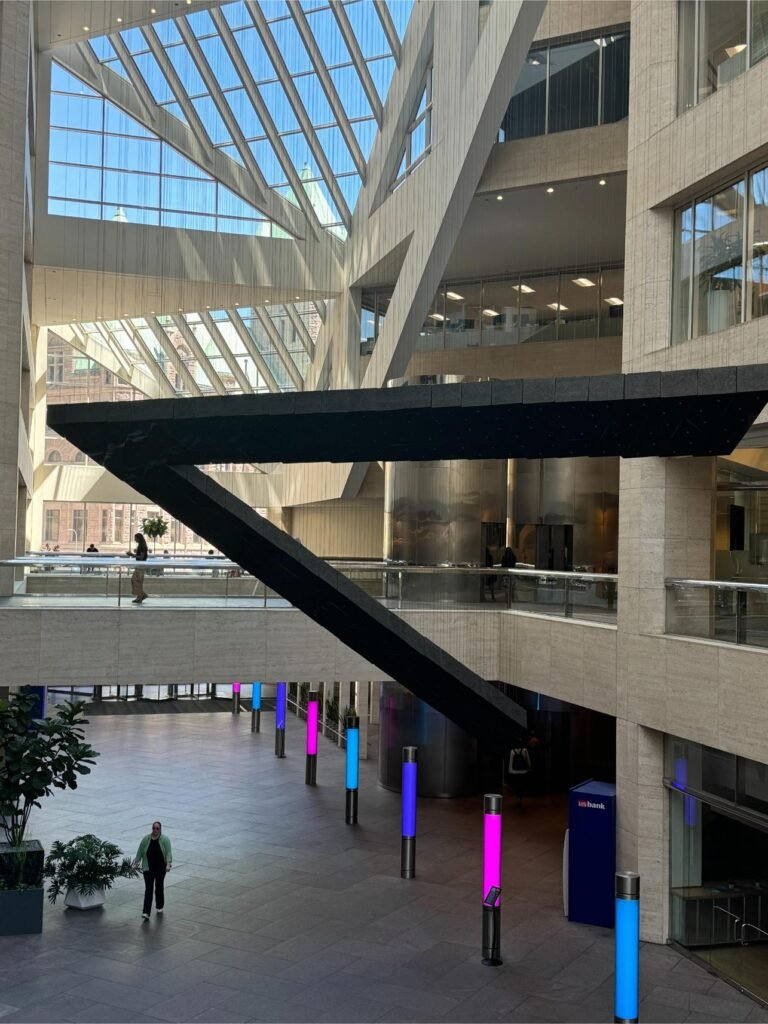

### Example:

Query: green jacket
xmin=134 ymin=833 xmax=172 ymax=871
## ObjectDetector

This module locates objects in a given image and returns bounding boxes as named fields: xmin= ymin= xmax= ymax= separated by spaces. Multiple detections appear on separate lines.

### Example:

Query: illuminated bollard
xmin=345 ymin=715 xmax=359 ymax=824
xmin=401 ymin=746 xmax=418 ymax=879
xmin=481 ymin=793 xmax=502 ymax=966
xmin=251 ymin=682 xmax=262 ymax=733
xmin=232 ymin=681 xmax=241 ymax=715
xmin=275 ymin=682 xmax=286 ymax=758
xmin=305 ymin=690 xmax=319 ymax=785
xmin=614 ymin=872 xmax=640 ymax=1024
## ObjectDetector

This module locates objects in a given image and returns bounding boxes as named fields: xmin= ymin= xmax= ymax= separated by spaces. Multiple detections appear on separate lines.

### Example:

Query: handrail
xmin=741 ymin=921 xmax=768 ymax=945
xmin=0 ymin=555 xmax=618 ymax=584
xmin=667 ymin=578 xmax=768 ymax=593
xmin=713 ymin=905 xmax=742 ymax=942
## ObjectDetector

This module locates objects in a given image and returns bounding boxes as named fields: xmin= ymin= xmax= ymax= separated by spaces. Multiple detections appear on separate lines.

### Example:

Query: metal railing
xmin=666 ymin=578 xmax=768 ymax=650
xmin=0 ymin=555 xmax=618 ymax=623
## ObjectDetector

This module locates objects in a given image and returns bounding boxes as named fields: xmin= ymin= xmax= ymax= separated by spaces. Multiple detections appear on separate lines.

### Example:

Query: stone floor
xmin=0 ymin=712 xmax=764 ymax=1024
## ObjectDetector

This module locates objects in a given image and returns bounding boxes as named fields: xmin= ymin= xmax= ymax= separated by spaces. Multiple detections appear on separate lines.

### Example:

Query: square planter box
xmin=64 ymin=887 xmax=105 ymax=910
xmin=0 ymin=887 xmax=44 ymax=935
xmin=0 ymin=840 xmax=44 ymax=888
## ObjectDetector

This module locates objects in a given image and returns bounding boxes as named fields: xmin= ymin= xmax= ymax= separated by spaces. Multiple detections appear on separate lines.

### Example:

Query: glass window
xmin=601 ymin=32 xmax=630 ymax=124
xmin=548 ymin=39 xmax=599 ymax=134
xmin=114 ymin=509 xmax=123 ymax=543
xmin=559 ymin=273 xmax=600 ymax=341
xmin=678 ymin=0 xmax=697 ymax=113
xmin=444 ymin=282 xmax=482 ymax=348
xmin=692 ymin=180 xmax=745 ymax=338
xmin=599 ymin=267 xmax=624 ymax=337
xmin=752 ymin=1 xmax=768 ymax=66
xmin=480 ymin=280 xmax=519 ymax=345
xmin=751 ymin=168 xmax=768 ymax=320
xmin=48 ymin=164 xmax=102 ymax=202
xmin=672 ymin=205 xmax=693 ymax=344
xmin=49 ymin=128 xmax=102 ymax=167
xmin=100 ymin=509 xmax=109 ymax=543
xmin=161 ymin=175 xmax=216 ymax=213
xmin=72 ymin=508 xmax=87 ymax=543
xmin=103 ymin=169 xmax=160 ymax=207
xmin=502 ymin=51 xmax=547 ymax=140
xmin=103 ymin=134 xmax=160 ymax=174
xmin=50 ymin=93 xmax=103 ymax=132
xmin=698 ymin=0 xmax=748 ymax=102
xmin=517 ymin=273 xmax=560 ymax=343
xmin=44 ymin=509 xmax=60 ymax=543
xmin=419 ymin=289 xmax=446 ymax=349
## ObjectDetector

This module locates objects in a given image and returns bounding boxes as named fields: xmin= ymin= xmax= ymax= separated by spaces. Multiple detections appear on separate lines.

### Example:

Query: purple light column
xmin=275 ymin=682 xmax=286 ymax=758
xmin=232 ymin=681 xmax=241 ymax=715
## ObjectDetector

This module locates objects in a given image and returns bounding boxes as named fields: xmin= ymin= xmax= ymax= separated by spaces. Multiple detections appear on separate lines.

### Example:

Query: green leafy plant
xmin=141 ymin=515 xmax=168 ymax=552
xmin=44 ymin=834 xmax=138 ymax=904
xmin=0 ymin=694 xmax=99 ymax=850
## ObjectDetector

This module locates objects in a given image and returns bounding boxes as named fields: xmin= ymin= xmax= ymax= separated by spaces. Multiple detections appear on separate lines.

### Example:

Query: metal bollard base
xmin=305 ymin=753 xmax=317 ymax=786
xmin=481 ymin=905 xmax=502 ymax=966
xmin=275 ymin=727 xmax=285 ymax=758
xmin=401 ymin=835 xmax=416 ymax=879
xmin=232 ymin=695 xmax=240 ymax=715
xmin=251 ymin=709 xmax=261 ymax=733
xmin=614 ymin=1017 xmax=638 ymax=1023
xmin=345 ymin=787 xmax=358 ymax=825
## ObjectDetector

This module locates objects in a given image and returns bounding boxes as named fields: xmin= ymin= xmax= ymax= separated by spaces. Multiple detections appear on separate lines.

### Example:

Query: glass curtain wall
xmin=361 ymin=265 xmax=624 ymax=353
xmin=500 ymin=29 xmax=629 ymax=142
xmin=676 ymin=0 xmax=768 ymax=114
xmin=666 ymin=735 xmax=768 ymax=1005
xmin=672 ymin=161 xmax=768 ymax=344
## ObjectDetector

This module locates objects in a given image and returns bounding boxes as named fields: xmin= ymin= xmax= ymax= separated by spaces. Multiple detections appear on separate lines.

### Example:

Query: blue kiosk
xmin=568 ymin=780 xmax=617 ymax=928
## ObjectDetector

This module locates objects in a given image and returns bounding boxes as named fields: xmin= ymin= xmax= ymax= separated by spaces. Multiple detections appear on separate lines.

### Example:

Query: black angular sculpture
xmin=48 ymin=367 xmax=768 ymax=748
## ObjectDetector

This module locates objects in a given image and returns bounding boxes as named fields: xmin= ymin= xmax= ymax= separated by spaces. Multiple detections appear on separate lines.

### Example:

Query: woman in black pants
xmin=133 ymin=821 xmax=172 ymax=920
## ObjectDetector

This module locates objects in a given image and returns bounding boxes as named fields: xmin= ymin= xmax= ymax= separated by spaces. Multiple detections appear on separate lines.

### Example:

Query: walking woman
xmin=133 ymin=821 xmax=172 ymax=920
xmin=131 ymin=532 xmax=149 ymax=604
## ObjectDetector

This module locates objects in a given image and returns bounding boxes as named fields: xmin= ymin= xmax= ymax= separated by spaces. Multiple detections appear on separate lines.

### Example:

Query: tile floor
xmin=0 ymin=711 xmax=764 ymax=1024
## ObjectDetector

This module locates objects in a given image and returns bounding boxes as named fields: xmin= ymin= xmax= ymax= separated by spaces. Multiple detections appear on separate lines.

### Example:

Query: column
xmin=616 ymin=721 xmax=667 ymax=943
xmin=355 ymin=681 xmax=369 ymax=761
xmin=0 ymin=2 xmax=31 ymax=595
xmin=338 ymin=681 xmax=351 ymax=747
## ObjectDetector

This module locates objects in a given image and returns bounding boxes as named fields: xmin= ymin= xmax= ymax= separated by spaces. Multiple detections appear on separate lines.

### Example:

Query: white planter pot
xmin=64 ymin=887 xmax=106 ymax=910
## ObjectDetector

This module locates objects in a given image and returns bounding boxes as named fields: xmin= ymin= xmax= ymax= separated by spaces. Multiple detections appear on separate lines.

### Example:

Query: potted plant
xmin=44 ymin=834 xmax=138 ymax=909
xmin=0 ymin=693 xmax=99 ymax=934
xmin=142 ymin=514 xmax=168 ymax=552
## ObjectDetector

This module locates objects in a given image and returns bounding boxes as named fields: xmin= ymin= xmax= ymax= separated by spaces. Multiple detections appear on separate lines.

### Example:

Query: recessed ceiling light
xmin=150 ymin=6 xmax=157 ymax=11
xmin=235 ymin=302 xmax=240 ymax=306
xmin=482 ymin=308 xmax=499 ymax=317
xmin=604 ymin=297 xmax=624 ymax=306
xmin=547 ymin=302 xmax=568 ymax=311
xmin=295 ymin=295 xmax=300 ymax=300
xmin=446 ymin=291 xmax=464 ymax=301
xmin=572 ymin=277 xmax=596 ymax=288
xmin=496 ymin=195 xmax=503 ymax=201
xmin=546 ymin=187 xmax=554 ymax=194
xmin=206 ymin=304 xmax=211 ymax=309
xmin=512 ymin=284 xmax=535 ymax=294
xmin=599 ymin=178 xmax=607 ymax=186
xmin=726 ymin=43 xmax=747 ymax=57
xmin=594 ymin=37 xmax=607 ymax=47
xmin=116 ymin=17 xmax=123 ymax=23
xmin=83 ymin=25 xmax=89 ymax=31
xmin=429 ymin=312 xmax=446 ymax=321
xmin=150 ymin=310 xmax=155 ymax=314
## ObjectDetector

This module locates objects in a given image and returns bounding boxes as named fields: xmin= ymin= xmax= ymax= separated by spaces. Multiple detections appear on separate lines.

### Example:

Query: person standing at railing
xmin=131 ymin=533 xmax=149 ymax=605
xmin=501 ymin=547 xmax=517 ymax=603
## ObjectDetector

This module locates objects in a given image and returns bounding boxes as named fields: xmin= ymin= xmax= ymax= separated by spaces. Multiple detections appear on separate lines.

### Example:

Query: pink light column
xmin=305 ymin=690 xmax=319 ymax=785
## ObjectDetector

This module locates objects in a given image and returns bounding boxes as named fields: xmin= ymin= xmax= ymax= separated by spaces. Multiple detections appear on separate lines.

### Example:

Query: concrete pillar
xmin=616 ymin=721 xmax=667 ymax=943
xmin=369 ymin=681 xmax=381 ymax=724
xmin=338 ymin=681 xmax=351 ymax=747
xmin=355 ymin=681 xmax=369 ymax=760
xmin=0 ymin=2 xmax=31 ymax=595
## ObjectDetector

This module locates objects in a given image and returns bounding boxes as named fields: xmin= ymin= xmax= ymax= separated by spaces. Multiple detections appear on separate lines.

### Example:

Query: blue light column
xmin=401 ymin=746 xmax=418 ymax=878
xmin=251 ymin=682 xmax=262 ymax=733
xmin=614 ymin=871 xmax=640 ymax=1024
xmin=275 ymin=682 xmax=287 ymax=758
xmin=345 ymin=715 xmax=360 ymax=824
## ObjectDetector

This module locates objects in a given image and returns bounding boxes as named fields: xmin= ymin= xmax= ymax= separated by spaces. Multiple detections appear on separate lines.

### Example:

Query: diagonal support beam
xmin=118 ymin=319 xmax=177 ymax=398
xmin=252 ymin=307 xmax=304 ymax=392
xmin=290 ymin=5 xmax=368 ymax=181
xmin=374 ymin=0 xmax=402 ymax=67
xmin=145 ymin=318 xmax=202 ymax=396
xmin=199 ymin=313 xmax=254 ymax=394
xmin=284 ymin=303 xmax=315 ymax=357
xmin=208 ymin=5 xmax=324 ymax=240
xmin=226 ymin=312 xmax=280 ymax=393
xmin=246 ymin=0 xmax=352 ymax=231
xmin=331 ymin=2 xmax=384 ymax=127
xmin=170 ymin=315 xmax=227 ymax=396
